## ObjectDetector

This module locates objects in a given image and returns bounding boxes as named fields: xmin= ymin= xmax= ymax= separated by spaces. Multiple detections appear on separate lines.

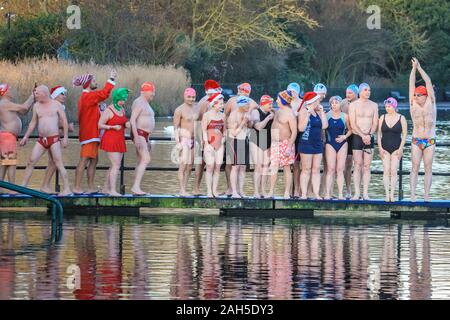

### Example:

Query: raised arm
xmin=8 ymin=94 xmax=34 ymax=115
xmin=409 ymin=59 xmax=417 ymax=106
xmin=416 ymin=59 xmax=436 ymax=104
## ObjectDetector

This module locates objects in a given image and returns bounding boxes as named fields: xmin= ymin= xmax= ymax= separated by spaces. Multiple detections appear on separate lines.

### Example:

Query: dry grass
xmin=0 ymin=57 xmax=191 ymax=121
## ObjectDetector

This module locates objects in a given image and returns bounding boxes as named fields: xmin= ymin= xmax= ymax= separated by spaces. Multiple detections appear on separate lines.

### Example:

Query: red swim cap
xmin=141 ymin=82 xmax=156 ymax=93
xmin=415 ymin=85 xmax=428 ymax=96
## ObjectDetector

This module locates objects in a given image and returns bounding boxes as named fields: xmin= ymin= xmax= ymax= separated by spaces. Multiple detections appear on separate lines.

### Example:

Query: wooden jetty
xmin=0 ymin=194 xmax=449 ymax=220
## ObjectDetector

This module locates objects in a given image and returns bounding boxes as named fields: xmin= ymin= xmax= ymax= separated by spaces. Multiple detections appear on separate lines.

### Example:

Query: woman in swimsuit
xmin=324 ymin=96 xmax=352 ymax=200
xmin=202 ymin=93 xmax=226 ymax=198
xmin=298 ymin=92 xmax=328 ymax=200
xmin=99 ymin=88 xmax=130 ymax=196
xmin=377 ymin=97 xmax=407 ymax=202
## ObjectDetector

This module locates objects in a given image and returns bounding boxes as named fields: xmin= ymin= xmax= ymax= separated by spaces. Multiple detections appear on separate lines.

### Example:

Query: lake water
xmin=0 ymin=110 xmax=449 ymax=300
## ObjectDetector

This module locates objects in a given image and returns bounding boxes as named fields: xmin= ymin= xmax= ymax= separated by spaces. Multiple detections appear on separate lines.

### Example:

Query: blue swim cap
xmin=287 ymin=82 xmax=300 ymax=93
xmin=347 ymin=84 xmax=359 ymax=96
xmin=358 ymin=83 xmax=370 ymax=92
xmin=237 ymin=95 xmax=250 ymax=107
xmin=314 ymin=83 xmax=327 ymax=94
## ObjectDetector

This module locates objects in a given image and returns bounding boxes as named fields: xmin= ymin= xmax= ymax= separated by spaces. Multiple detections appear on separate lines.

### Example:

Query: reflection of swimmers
xmin=227 ymin=96 xmax=252 ymax=198
xmin=268 ymin=91 xmax=297 ymax=199
xmin=173 ymin=88 xmax=197 ymax=197
xmin=98 ymin=88 xmax=130 ymax=197
xmin=349 ymin=83 xmax=379 ymax=200
xmin=341 ymin=85 xmax=359 ymax=198
xmin=378 ymin=98 xmax=407 ymax=202
xmin=409 ymin=58 xmax=437 ymax=202
xmin=73 ymin=70 xmax=117 ymax=195
xmin=20 ymin=85 xmax=72 ymax=196
xmin=298 ymin=92 xmax=328 ymax=200
xmin=249 ymin=95 xmax=275 ymax=198
xmin=40 ymin=86 xmax=75 ymax=193
xmin=202 ymin=93 xmax=226 ymax=198
xmin=0 ymin=83 xmax=34 ymax=188
xmin=324 ymin=96 xmax=352 ymax=200
xmin=130 ymin=82 xmax=156 ymax=196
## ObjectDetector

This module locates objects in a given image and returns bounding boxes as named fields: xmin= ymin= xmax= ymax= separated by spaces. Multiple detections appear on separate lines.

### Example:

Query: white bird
xmin=164 ymin=126 xmax=175 ymax=136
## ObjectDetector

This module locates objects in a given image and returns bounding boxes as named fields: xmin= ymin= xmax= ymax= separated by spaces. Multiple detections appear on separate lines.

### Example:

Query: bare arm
xmin=57 ymin=104 xmax=69 ymax=142
xmin=288 ymin=115 xmax=298 ymax=146
xmin=399 ymin=116 xmax=408 ymax=151
xmin=344 ymin=114 xmax=353 ymax=138
xmin=377 ymin=115 xmax=384 ymax=153
xmin=224 ymin=99 xmax=233 ymax=118
xmin=371 ymin=104 xmax=379 ymax=135
xmin=229 ymin=113 xmax=246 ymax=137
xmin=319 ymin=110 xmax=328 ymax=130
xmin=201 ymin=112 xmax=209 ymax=146
xmin=409 ymin=64 xmax=417 ymax=107
xmin=7 ymin=95 xmax=34 ymax=115
xmin=98 ymin=109 xmax=113 ymax=130
xmin=349 ymin=103 xmax=363 ymax=137
xmin=173 ymin=108 xmax=182 ymax=144
xmin=417 ymin=64 xmax=436 ymax=104
xmin=130 ymin=103 xmax=142 ymax=142
xmin=298 ymin=109 xmax=310 ymax=132
xmin=20 ymin=106 xmax=38 ymax=146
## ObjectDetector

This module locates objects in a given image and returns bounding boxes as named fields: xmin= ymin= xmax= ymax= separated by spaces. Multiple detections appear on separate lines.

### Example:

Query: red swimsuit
xmin=100 ymin=107 xmax=127 ymax=153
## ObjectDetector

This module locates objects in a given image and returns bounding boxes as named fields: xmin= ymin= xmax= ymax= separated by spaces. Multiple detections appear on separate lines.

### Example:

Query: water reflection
xmin=0 ymin=216 xmax=449 ymax=300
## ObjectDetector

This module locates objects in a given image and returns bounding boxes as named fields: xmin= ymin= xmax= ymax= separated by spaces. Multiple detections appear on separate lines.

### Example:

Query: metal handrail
xmin=0 ymin=181 xmax=64 ymax=225
xmin=14 ymin=136 xmax=450 ymax=201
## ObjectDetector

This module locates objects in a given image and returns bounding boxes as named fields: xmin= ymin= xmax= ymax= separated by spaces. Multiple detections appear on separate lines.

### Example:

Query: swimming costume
xmin=131 ymin=128 xmax=150 ymax=142
xmin=326 ymin=113 xmax=347 ymax=152
xmin=100 ymin=107 xmax=127 ymax=153
xmin=347 ymin=134 xmax=353 ymax=156
xmin=38 ymin=135 xmax=60 ymax=150
xmin=228 ymin=137 xmax=249 ymax=165
xmin=271 ymin=140 xmax=295 ymax=167
xmin=0 ymin=131 xmax=17 ymax=164
xmin=412 ymin=137 xmax=436 ymax=151
xmin=298 ymin=113 xmax=323 ymax=155
xmin=207 ymin=119 xmax=225 ymax=151
xmin=180 ymin=137 xmax=195 ymax=150
xmin=249 ymin=109 xmax=273 ymax=151
xmin=381 ymin=115 xmax=402 ymax=154
xmin=353 ymin=134 xmax=375 ymax=151
xmin=80 ymin=142 xmax=99 ymax=159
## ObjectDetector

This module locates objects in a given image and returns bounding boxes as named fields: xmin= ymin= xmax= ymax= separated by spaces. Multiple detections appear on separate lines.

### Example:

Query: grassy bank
xmin=0 ymin=58 xmax=191 ymax=121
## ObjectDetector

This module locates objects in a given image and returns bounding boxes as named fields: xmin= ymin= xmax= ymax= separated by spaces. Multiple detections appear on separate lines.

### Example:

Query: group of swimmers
xmin=0 ymin=58 xmax=437 ymax=202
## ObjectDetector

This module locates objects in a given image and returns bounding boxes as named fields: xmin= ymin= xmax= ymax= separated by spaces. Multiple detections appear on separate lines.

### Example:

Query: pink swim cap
xmin=184 ymin=88 xmax=196 ymax=97
xmin=384 ymin=97 xmax=398 ymax=110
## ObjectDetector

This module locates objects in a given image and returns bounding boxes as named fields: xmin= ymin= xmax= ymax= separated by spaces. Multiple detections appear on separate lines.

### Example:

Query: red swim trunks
xmin=38 ymin=135 xmax=60 ymax=150
xmin=270 ymin=140 xmax=295 ymax=167
xmin=131 ymin=128 xmax=150 ymax=142
xmin=0 ymin=131 xmax=17 ymax=164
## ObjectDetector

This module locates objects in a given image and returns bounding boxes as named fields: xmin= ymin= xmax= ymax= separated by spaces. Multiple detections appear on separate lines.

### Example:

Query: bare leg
xmin=268 ymin=163 xmax=279 ymax=198
xmin=293 ymin=160 xmax=301 ymax=197
xmin=382 ymin=153 xmax=392 ymax=202
xmin=41 ymin=152 xmax=56 ymax=193
xmin=6 ymin=165 xmax=16 ymax=184
xmin=86 ymin=157 xmax=99 ymax=193
xmin=410 ymin=144 xmax=423 ymax=202
xmin=238 ymin=165 xmax=246 ymax=197
xmin=131 ymin=139 xmax=151 ymax=195
xmin=362 ymin=150 xmax=374 ymax=200
xmin=300 ymin=154 xmax=312 ymax=200
xmin=225 ymin=164 xmax=233 ymax=195
xmin=283 ymin=165 xmax=292 ymax=199
xmin=352 ymin=150 xmax=363 ymax=200
xmin=205 ymin=164 xmax=214 ymax=197
xmin=106 ymin=152 xmax=123 ymax=196
xmin=193 ymin=162 xmax=205 ymax=196
xmin=261 ymin=150 xmax=271 ymax=197
xmin=325 ymin=145 xmax=337 ymax=200
xmin=423 ymin=145 xmax=435 ymax=202
xmin=336 ymin=145 xmax=348 ymax=200
xmin=390 ymin=153 xmax=400 ymax=202
xmin=21 ymin=143 xmax=47 ymax=188
xmin=213 ymin=164 xmax=221 ymax=196
xmin=320 ymin=156 xmax=327 ymax=197
xmin=230 ymin=165 xmax=241 ymax=198
xmin=74 ymin=157 xmax=89 ymax=194
xmin=344 ymin=155 xmax=353 ymax=198
xmin=311 ymin=154 xmax=323 ymax=200
xmin=49 ymin=142 xmax=72 ymax=196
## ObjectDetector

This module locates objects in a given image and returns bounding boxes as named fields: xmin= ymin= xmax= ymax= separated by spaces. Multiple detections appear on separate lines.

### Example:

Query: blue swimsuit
xmin=298 ymin=113 xmax=323 ymax=155
xmin=326 ymin=113 xmax=347 ymax=152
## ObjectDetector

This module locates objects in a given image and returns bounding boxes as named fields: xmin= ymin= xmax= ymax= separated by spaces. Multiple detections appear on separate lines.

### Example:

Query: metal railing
xmin=14 ymin=135 xmax=450 ymax=201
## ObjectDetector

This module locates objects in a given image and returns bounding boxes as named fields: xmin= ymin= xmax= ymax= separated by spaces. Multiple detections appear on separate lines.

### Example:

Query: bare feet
xmin=253 ymin=193 xmax=261 ymax=199
xmin=207 ymin=193 xmax=214 ymax=198
xmin=352 ymin=194 xmax=361 ymax=201
xmin=73 ymin=188 xmax=84 ymax=194
xmin=411 ymin=195 xmax=417 ymax=202
xmin=232 ymin=193 xmax=242 ymax=199
xmin=338 ymin=196 xmax=345 ymax=200
xmin=40 ymin=187 xmax=52 ymax=194
xmin=131 ymin=188 xmax=147 ymax=196
xmin=108 ymin=191 xmax=122 ymax=197
xmin=283 ymin=193 xmax=290 ymax=200
xmin=265 ymin=193 xmax=274 ymax=198
xmin=314 ymin=195 xmax=323 ymax=200
xmin=324 ymin=196 xmax=332 ymax=201
xmin=424 ymin=195 xmax=431 ymax=202
xmin=385 ymin=196 xmax=390 ymax=202
xmin=300 ymin=195 xmax=307 ymax=200
xmin=59 ymin=190 xmax=73 ymax=197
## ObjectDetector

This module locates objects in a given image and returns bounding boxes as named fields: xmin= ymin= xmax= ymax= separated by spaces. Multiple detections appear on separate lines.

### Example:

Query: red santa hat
xmin=0 ymin=83 xmax=9 ymax=97
xmin=73 ymin=74 xmax=94 ymax=89
xmin=238 ymin=83 xmax=251 ymax=95
xmin=204 ymin=79 xmax=222 ymax=94
xmin=208 ymin=92 xmax=224 ymax=107
xmin=50 ymin=86 xmax=67 ymax=99
xmin=298 ymin=92 xmax=321 ymax=111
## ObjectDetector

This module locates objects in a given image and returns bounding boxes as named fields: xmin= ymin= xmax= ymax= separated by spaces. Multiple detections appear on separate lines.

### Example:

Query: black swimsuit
xmin=249 ymin=109 xmax=273 ymax=151
xmin=381 ymin=115 xmax=402 ymax=154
